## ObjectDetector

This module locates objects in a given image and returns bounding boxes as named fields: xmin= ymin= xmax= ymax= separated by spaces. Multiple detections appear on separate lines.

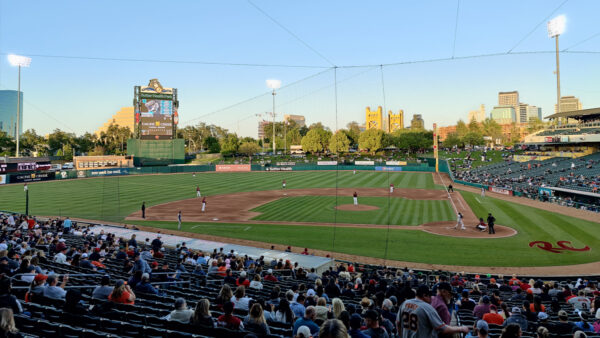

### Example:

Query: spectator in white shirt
xmin=54 ymin=248 xmax=68 ymax=264
xmin=249 ymin=274 xmax=263 ymax=290
xmin=231 ymin=286 xmax=252 ymax=311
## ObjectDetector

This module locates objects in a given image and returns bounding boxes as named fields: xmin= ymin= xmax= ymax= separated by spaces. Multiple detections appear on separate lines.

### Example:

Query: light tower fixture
xmin=266 ymin=79 xmax=281 ymax=155
xmin=547 ymin=15 xmax=565 ymax=122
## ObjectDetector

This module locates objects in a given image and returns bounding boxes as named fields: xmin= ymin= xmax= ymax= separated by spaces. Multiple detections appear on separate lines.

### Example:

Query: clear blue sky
xmin=0 ymin=0 xmax=598 ymax=137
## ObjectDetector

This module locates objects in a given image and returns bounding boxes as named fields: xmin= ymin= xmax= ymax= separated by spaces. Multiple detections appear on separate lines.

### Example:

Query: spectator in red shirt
xmin=108 ymin=280 xmax=135 ymax=305
xmin=264 ymin=269 xmax=278 ymax=282
xmin=483 ymin=305 xmax=504 ymax=325
xmin=217 ymin=301 xmax=243 ymax=330
xmin=236 ymin=271 xmax=250 ymax=287
xmin=301 ymin=248 xmax=309 ymax=255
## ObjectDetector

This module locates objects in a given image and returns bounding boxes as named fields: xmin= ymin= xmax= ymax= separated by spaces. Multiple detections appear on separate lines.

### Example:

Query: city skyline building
xmin=410 ymin=114 xmax=425 ymax=130
xmin=468 ymin=104 xmax=486 ymax=123
xmin=95 ymin=107 xmax=134 ymax=136
xmin=257 ymin=119 xmax=269 ymax=139
xmin=283 ymin=114 xmax=306 ymax=127
xmin=498 ymin=91 xmax=520 ymax=113
xmin=490 ymin=105 xmax=516 ymax=124
xmin=555 ymin=95 xmax=582 ymax=114
xmin=0 ymin=90 xmax=23 ymax=139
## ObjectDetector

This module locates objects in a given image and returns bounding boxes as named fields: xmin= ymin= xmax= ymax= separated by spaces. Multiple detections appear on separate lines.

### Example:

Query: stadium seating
xmin=2 ymin=213 xmax=600 ymax=337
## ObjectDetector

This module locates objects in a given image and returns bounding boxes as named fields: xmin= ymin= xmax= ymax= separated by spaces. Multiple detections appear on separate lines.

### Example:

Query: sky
xmin=0 ymin=0 xmax=599 ymax=138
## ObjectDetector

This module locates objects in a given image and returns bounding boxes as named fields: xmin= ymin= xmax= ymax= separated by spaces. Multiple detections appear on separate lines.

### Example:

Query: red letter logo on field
xmin=529 ymin=241 xmax=590 ymax=253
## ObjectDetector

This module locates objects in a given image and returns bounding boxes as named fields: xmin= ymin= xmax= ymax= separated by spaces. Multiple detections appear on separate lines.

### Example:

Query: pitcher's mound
xmin=335 ymin=204 xmax=379 ymax=211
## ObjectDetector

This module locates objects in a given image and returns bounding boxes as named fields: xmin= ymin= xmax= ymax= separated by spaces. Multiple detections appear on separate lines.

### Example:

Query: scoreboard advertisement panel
xmin=135 ymin=79 xmax=178 ymax=140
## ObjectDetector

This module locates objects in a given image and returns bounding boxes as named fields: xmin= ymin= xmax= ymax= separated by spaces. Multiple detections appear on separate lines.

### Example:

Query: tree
xmin=238 ymin=141 xmax=260 ymax=162
xmin=468 ymin=118 xmax=482 ymax=134
xmin=0 ymin=131 xmax=15 ymax=156
xmin=443 ymin=133 xmax=463 ymax=148
xmin=329 ymin=130 xmax=350 ymax=153
xmin=48 ymin=129 xmax=75 ymax=155
xmin=205 ymin=136 xmax=220 ymax=153
xmin=456 ymin=119 xmax=468 ymax=139
xmin=481 ymin=118 xmax=502 ymax=143
xmin=73 ymin=132 xmax=96 ymax=155
xmin=395 ymin=130 xmax=433 ymax=154
xmin=219 ymin=134 xmax=239 ymax=155
xmin=463 ymin=131 xmax=485 ymax=146
xmin=20 ymin=129 xmax=46 ymax=156
xmin=527 ymin=117 xmax=547 ymax=134
xmin=358 ymin=128 xmax=384 ymax=155
xmin=301 ymin=128 xmax=330 ymax=154
xmin=345 ymin=121 xmax=361 ymax=147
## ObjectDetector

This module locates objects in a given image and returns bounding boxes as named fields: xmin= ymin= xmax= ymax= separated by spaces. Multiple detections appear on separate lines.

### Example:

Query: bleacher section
xmin=3 ymin=215 xmax=600 ymax=337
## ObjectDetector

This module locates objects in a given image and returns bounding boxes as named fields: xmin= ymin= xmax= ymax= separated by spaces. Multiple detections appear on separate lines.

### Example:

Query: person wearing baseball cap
xmin=502 ymin=306 xmax=527 ymax=332
xmin=465 ymin=320 xmax=489 ymax=338
xmin=431 ymin=282 xmax=453 ymax=324
xmin=295 ymin=325 xmax=312 ymax=338
xmin=551 ymin=310 xmax=576 ymax=335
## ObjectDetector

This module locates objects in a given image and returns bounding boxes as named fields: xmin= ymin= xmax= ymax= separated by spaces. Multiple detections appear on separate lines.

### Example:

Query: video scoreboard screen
xmin=135 ymin=79 xmax=178 ymax=140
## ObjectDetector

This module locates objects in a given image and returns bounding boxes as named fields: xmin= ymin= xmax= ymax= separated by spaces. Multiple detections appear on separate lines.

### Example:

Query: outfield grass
xmin=251 ymin=196 xmax=455 ymax=225
xmin=128 ymin=190 xmax=600 ymax=267
xmin=0 ymin=171 xmax=440 ymax=222
xmin=1 ymin=171 xmax=598 ymax=267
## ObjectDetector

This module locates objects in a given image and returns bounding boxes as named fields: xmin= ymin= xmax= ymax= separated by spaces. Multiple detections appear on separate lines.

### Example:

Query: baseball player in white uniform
xmin=196 ymin=186 xmax=201 ymax=198
xmin=454 ymin=212 xmax=465 ymax=230
xmin=390 ymin=183 xmax=394 ymax=194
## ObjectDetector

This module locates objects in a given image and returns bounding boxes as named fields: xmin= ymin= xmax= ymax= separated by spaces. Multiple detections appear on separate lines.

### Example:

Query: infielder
xmin=481 ymin=187 xmax=486 ymax=197
xmin=201 ymin=197 xmax=207 ymax=212
xmin=454 ymin=212 xmax=465 ymax=230
xmin=177 ymin=211 xmax=182 ymax=230
xmin=196 ymin=186 xmax=201 ymax=198
xmin=282 ymin=179 xmax=286 ymax=189
xmin=353 ymin=191 xmax=358 ymax=206
xmin=390 ymin=183 xmax=394 ymax=194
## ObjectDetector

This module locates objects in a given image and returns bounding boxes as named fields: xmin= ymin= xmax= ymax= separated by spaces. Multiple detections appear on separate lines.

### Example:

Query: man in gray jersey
xmin=397 ymin=285 xmax=469 ymax=338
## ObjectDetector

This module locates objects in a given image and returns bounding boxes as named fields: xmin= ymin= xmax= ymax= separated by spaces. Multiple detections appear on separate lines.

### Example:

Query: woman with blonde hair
xmin=108 ymin=280 xmax=135 ymax=305
xmin=192 ymin=299 xmax=215 ymax=327
xmin=332 ymin=298 xmax=345 ymax=319
xmin=243 ymin=303 xmax=270 ymax=335
xmin=0 ymin=308 xmax=20 ymax=338
xmin=315 ymin=297 xmax=329 ymax=321
xmin=215 ymin=284 xmax=232 ymax=309
xmin=249 ymin=274 xmax=263 ymax=290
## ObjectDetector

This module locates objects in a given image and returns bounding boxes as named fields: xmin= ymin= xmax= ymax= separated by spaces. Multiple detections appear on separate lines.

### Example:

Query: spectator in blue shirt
xmin=293 ymin=306 xmax=319 ymax=336
xmin=43 ymin=274 xmax=69 ymax=300
xmin=132 ymin=252 xmax=152 ymax=275
xmin=134 ymin=273 xmax=160 ymax=295
xmin=290 ymin=294 xmax=307 ymax=319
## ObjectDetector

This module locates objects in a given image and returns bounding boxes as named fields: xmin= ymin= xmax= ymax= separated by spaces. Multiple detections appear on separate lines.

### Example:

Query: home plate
xmin=283 ymin=193 xmax=288 ymax=196
xmin=212 ymin=218 xmax=220 ymax=221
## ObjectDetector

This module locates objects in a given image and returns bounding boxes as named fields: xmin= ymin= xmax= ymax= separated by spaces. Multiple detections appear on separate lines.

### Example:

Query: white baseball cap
xmin=297 ymin=325 xmax=312 ymax=338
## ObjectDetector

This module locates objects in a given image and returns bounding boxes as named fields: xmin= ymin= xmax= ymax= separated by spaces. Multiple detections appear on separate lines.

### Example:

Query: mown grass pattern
xmin=251 ymin=196 xmax=455 ymax=225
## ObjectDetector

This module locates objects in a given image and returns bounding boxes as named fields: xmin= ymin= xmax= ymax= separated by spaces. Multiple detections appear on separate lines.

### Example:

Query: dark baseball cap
xmin=365 ymin=310 xmax=379 ymax=322
xmin=350 ymin=313 xmax=363 ymax=329
xmin=437 ymin=282 xmax=452 ymax=292
xmin=416 ymin=285 xmax=431 ymax=298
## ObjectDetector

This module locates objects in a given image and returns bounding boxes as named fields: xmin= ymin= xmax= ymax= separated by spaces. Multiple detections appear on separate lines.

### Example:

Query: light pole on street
xmin=266 ymin=79 xmax=281 ymax=155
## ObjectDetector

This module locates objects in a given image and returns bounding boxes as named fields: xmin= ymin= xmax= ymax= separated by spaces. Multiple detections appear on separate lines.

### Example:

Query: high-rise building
xmin=283 ymin=114 xmax=306 ymax=127
xmin=526 ymin=105 xmax=542 ymax=121
xmin=0 ymin=90 xmax=23 ymax=139
xmin=518 ymin=104 xmax=529 ymax=124
xmin=387 ymin=110 xmax=404 ymax=133
xmin=468 ymin=104 xmax=486 ymax=123
xmin=96 ymin=107 xmax=135 ymax=136
xmin=490 ymin=105 xmax=516 ymax=124
xmin=498 ymin=91 xmax=519 ymax=120
xmin=410 ymin=114 xmax=425 ymax=130
xmin=555 ymin=95 xmax=582 ymax=114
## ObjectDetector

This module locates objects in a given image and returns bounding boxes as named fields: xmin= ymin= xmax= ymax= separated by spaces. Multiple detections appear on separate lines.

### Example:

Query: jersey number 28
xmin=401 ymin=312 xmax=419 ymax=331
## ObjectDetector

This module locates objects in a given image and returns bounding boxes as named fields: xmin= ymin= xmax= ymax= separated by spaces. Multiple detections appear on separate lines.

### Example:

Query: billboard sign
xmin=88 ymin=168 xmax=130 ymax=177
xmin=0 ymin=175 xmax=5 ymax=185
xmin=386 ymin=161 xmax=407 ymax=166
xmin=317 ymin=161 xmax=338 ymax=165
xmin=375 ymin=166 xmax=403 ymax=172
xmin=215 ymin=164 xmax=251 ymax=172
xmin=355 ymin=160 xmax=375 ymax=165
xmin=10 ymin=172 xmax=55 ymax=183
xmin=490 ymin=187 xmax=512 ymax=196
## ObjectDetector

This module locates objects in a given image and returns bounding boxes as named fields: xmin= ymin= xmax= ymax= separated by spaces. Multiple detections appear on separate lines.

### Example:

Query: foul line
xmin=475 ymin=197 xmax=482 ymax=204
xmin=437 ymin=172 xmax=459 ymax=216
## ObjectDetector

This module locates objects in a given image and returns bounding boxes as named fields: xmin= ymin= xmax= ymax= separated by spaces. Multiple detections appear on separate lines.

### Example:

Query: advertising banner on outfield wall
xmin=355 ymin=161 xmax=375 ymax=165
xmin=10 ymin=172 xmax=56 ymax=183
xmin=317 ymin=161 xmax=338 ymax=165
xmin=266 ymin=167 xmax=293 ymax=171
xmin=0 ymin=175 xmax=5 ymax=185
xmin=539 ymin=187 xmax=553 ymax=197
xmin=375 ymin=166 xmax=403 ymax=172
xmin=386 ymin=161 xmax=407 ymax=166
xmin=276 ymin=162 xmax=296 ymax=166
xmin=490 ymin=187 xmax=512 ymax=195
xmin=215 ymin=164 xmax=251 ymax=172
xmin=88 ymin=168 xmax=130 ymax=177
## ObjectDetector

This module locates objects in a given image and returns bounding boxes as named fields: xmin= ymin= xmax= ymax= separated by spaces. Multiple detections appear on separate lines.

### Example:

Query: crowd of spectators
xmin=0 ymin=212 xmax=598 ymax=337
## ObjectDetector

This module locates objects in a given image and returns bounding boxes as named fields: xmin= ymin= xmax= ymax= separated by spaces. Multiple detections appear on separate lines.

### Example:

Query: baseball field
xmin=1 ymin=171 xmax=598 ymax=272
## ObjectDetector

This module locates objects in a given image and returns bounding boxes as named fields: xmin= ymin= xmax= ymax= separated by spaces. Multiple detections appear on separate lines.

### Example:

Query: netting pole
xmin=332 ymin=67 xmax=339 ymax=258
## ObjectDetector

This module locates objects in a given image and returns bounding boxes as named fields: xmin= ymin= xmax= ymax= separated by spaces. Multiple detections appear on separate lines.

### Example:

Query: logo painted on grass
xmin=529 ymin=241 xmax=590 ymax=253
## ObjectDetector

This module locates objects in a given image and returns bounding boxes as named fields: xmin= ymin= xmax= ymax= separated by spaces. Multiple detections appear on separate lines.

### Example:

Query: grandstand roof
xmin=545 ymin=107 xmax=600 ymax=122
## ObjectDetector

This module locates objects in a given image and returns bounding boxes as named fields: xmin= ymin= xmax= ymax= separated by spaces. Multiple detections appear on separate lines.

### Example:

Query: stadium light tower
xmin=547 ymin=15 xmax=565 ymax=120
xmin=266 ymin=79 xmax=281 ymax=155
xmin=7 ymin=54 xmax=32 ymax=158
